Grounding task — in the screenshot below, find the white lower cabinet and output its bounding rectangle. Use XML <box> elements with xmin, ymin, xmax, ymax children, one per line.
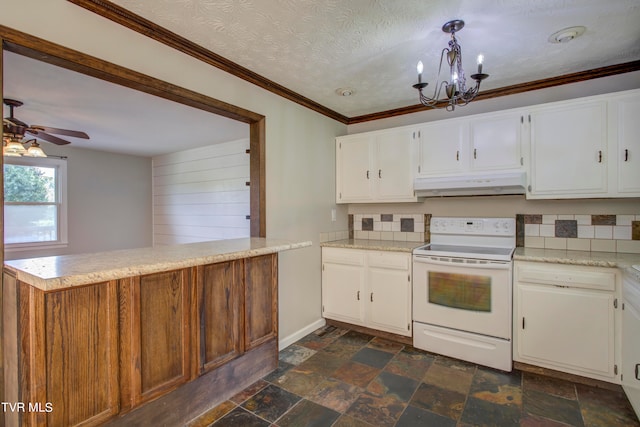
<box><xmin>622</xmin><ymin>269</ymin><xmax>640</xmax><ymax>417</ymax></box>
<box><xmin>513</xmin><ymin>261</ymin><xmax>620</xmax><ymax>383</ymax></box>
<box><xmin>322</xmin><ymin>247</ymin><xmax>412</xmax><ymax>337</ymax></box>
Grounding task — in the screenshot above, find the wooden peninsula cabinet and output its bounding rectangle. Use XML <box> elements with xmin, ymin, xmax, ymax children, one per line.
<box><xmin>2</xmin><ymin>238</ymin><xmax>308</xmax><ymax>427</ymax></box>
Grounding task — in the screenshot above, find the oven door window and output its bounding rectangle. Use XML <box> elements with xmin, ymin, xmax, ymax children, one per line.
<box><xmin>428</xmin><ymin>271</ymin><xmax>491</xmax><ymax>312</ymax></box>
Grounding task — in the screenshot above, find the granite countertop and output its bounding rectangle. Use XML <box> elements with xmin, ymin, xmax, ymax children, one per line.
<box><xmin>320</xmin><ymin>239</ymin><xmax>424</xmax><ymax>253</ymax></box>
<box><xmin>514</xmin><ymin>247</ymin><xmax>640</xmax><ymax>269</ymax></box>
<box><xmin>4</xmin><ymin>238</ymin><xmax>312</xmax><ymax>291</ymax></box>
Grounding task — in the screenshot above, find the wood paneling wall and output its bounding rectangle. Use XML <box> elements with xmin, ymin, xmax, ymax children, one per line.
<box><xmin>152</xmin><ymin>140</ymin><xmax>251</xmax><ymax>245</ymax></box>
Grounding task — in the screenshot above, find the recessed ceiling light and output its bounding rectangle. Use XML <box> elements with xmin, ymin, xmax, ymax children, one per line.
<box><xmin>548</xmin><ymin>26</ymin><xmax>586</xmax><ymax>44</ymax></box>
<box><xmin>335</xmin><ymin>87</ymin><xmax>355</xmax><ymax>97</ymax></box>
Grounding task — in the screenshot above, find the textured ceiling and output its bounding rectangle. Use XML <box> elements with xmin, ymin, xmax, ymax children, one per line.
<box><xmin>109</xmin><ymin>0</ymin><xmax>640</xmax><ymax>117</ymax></box>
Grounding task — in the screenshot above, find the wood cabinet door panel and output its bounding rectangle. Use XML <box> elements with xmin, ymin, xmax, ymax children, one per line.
<box><xmin>244</xmin><ymin>255</ymin><xmax>278</xmax><ymax>350</ymax></box>
<box><xmin>44</xmin><ymin>281</ymin><xmax>119</xmax><ymax>426</ymax></box>
<box><xmin>198</xmin><ymin>261</ymin><xmax>243</xmax><ymax>372</ymax></box>
<box><xmin>120</xmin><ymin>269</ymin><xmax>192</xmax><ymax>408</ymax></box>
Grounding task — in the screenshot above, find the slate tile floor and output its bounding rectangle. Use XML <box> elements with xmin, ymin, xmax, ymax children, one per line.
<box><xmin>190</xmin><ymin>327</ymin><xmax>640</xmax><ymax>427</ymax></box>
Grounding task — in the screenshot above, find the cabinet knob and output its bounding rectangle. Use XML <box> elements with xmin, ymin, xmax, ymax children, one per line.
<box><xmin>378</xmin><ymin>169</ymin><xmax>382</xmax><ymax>178</ymax></box>
<box><xmin>598</xmin><ymin>150</ymin><xmax>603</xmax><ymax>163</ymax></box>
<box><xmin>636</xmin><ymin>363</ymin><xmax>640</xmax><ymax>380</ymax></box>
<box><xmin>625</xmin><ymin>149</ymin><xmax>629</xmax><ymax>162</ymax></box>
<box><xmin>473</xmin><ymin>148</ymin><xmax>477</xmax><ymax>159</ymax></box>
<box><xmin>456</xmin><ymin>150</ymin><xmax>460</xmax><ymax>161</ymax></box>
<box><xmin>366</xmin><ymin>170</ymin><xmax>369</xmax><ymax>179</ymax></box>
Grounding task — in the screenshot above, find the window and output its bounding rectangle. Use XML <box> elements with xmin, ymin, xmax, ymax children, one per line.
<box><xmin>4</xmin><ymin>156</ymin><xmax>68</xmax><ymax>251</ymax></box>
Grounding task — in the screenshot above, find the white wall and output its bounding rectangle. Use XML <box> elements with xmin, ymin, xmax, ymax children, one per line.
<box><xmin>152</xmin><ymin>139</ymin><xmax>250</xmax><ymax>245</ymax></box>
<box><xmin>0</xmin><ymin>0</ymin><xmax>348</xmax><ymax>345</ymax></box>
<box><xmin>4</xmin><ymin>144</ymin><xmax>153</xmax><ymax>260</ymax></box>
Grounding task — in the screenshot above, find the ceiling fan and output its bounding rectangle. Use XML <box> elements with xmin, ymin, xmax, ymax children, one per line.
<box><xmin>3</xmin><ymin>98</ymin><xmax>90</xmax><ymax>145</ymax></box>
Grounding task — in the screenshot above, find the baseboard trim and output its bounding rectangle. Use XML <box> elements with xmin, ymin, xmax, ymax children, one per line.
<box><xmin>278</xmin><ymin>318</ymin><xmax>326</xmax><ymax>350</ymax></box>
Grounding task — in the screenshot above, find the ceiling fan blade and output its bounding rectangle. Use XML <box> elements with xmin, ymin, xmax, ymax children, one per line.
<box><xmin>26</xmin><ymin>129</ymin><xmax>71</xmax><ymax>145</ymax></box>
<box><xmin>29</xmin><ymin>125</ymin><xmax>89</xmax><ymax>139</ymax></box>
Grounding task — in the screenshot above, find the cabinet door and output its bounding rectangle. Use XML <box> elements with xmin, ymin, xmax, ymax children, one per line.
<box><xmin>119</xmin><ymin>269</ymin><xmax>193</xmax><ymax>409</ymax></box>
<box><xmin>322</xmin><ymin>249</ymin><xmax>366</xmax><ymax>325</ymax></box>
<box><xmin>39</xmin><ymin>282</ymin><xmax>119</xmax><ymax>426</ymax></box>
<box><xmin>612</xmin><ymin>93</ymin><xmax>640</xmax><ymax>195</ymax></box>
<box><xmin>516</xmin><ymin>284</ymin><xmax>615</xmax><ymax>379</ymax></box>
<box><xmin>244</xmin><ymin>254</ymin><xmax>278</xmax><ymax>350</ymax></box>
<box><xmin>529</xmin><ymin>101</ymin><xmax>608</xmax><ymax>197</ymax></box>
<box><xmin>367</xmin><ymin>252</ymin><xmax>412</xmax><ymax>337</ymax></box>
<box><xmin>417</xmin><ymin>120</ymin><xmax>466</xmax><ymax>176</ymax></box>
<box><xmin>375</xmin><ymin>129</ymin><xmax>416</xmax><ymax>201</ymax></box>
<box><xmin>336</xmin><ymin>135</ymin><xmax>373</xmax><ymax>203</ymax></box>
<box><xmin>469</xmin><ymin>112</ymin><xmax>522</xmax><ymax>171</ymax></box>
<box><xmin>197</xmin><ymin>260</ymin><xmax>243</xmax><ymax>373</ymax></box>
<box><xmin>622</xmin><ymin>296</ymin><xmax>640</xmax><ymax>415</ymax></box>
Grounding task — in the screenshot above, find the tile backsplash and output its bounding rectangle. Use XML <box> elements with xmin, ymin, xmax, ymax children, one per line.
<box><xmin>351</xmin><ymin>213</ymin><xmax>430</xmax><ymax>242</ymax></box>
<box><xmin>517</xmin><ymin>214</ymin><xmax>640</xmax><ymax>253</ymax></box>
<box><xmin>321</xmin><ymin>211</ymin><xmax>640</xmax><ymax>254</ymax></box>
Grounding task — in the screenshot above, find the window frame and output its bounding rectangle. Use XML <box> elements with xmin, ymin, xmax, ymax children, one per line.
<box><xmin>4</xmin><ymin>156</ymin><xmax>68</xmax><ymax>252</ymax></box>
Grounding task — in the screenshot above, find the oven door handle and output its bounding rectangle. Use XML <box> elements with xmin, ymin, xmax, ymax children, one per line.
<box><xmin>413</xmin><ymin>256</ymin><xmax>511</xmax><ymax>270</ymax></box>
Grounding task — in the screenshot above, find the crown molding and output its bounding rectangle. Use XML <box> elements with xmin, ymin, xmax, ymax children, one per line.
<box><xmin>68</xmin><ymin>0</ymin><xmax>640</xmax><ymax>125</ymax></box>
<box><xmin>67</xmin><ymin>0</ymin><xmax>350</xmax><ymax>124</ymax></box>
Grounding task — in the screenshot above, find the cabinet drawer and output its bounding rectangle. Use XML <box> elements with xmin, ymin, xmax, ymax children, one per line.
<box><xmin>322</xmin><ymin>248</ymin><xmax>365</xmax><ymax>266</ymax></box>
<box><xmin>368</xmin><ymin>251</ymin><xmax>410</xmax><ymax>270</ymax></box>
<box><xmin>516</xmin><ymin>262</ymin><xmax>616</xmax><ymax>291</ymax></box>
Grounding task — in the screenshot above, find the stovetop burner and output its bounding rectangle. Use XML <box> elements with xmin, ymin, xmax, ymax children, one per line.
<box><xmin>413</xmin><ymin>217</ymin><xmax>516</xmax><ymax>262</ymax></box>
<box><xmin>413</xmin><ymin>243</ymin><xmax>515</xmax><ymax>261</ymax></box>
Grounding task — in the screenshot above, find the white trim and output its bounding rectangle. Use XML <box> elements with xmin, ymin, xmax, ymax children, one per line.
<box><xmin>278</xmin><ymin>318</ymin><xmax>326</xmax><ymax>351</ymax></box>
<box><xmin>4</xmin><ymin>156</ymin><xmax>68</xmax><ymax>251</ymax></box>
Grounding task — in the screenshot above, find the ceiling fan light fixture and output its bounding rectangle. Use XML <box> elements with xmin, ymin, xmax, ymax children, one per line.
<box><xmin>4</xmin><ymin>139</ymin><xmax>27</xmax><ymax>155</ymax></box>
<box><xmin>412</xmin><ymin>19</ymin><xmax>489</xmax><ymax>111</ymax></box>
<box><xmin>24</xmin><ymin>140</ymin><xmax>47</xmax><ymax>157</ymax></box>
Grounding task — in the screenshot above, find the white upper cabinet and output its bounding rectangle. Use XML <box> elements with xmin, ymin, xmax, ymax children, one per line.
<box><xmin>416</xmin><ymin>111</ymin><xmax>523</xmax><ymax>176</ymax></box>
<box><xmin>416</xmin><ymin>119</ymin><xmax>466</xmax><ymax>176</ymax></box>
<box><xmin>336</xmin><ymin>128</ymin><xmax>417</xmax><ymax>203</ymax></box>
<box><xmin>528</xmin><ymin>99</ymin><xmax>608</xmax><ymax>198</ymax></box>
<box><xmin>469</xmin><ymin>112</ymin><xmax>523</xmax><ymax>171</ymax></box>
<box><xmin>610</xmin><ymin>91</ymin><xmax>640</xmax><ymax>196</ymax></box>
<box><xmin>336</xmin><ymin>134</ymin><xmax>372</xmax><ymax>203</ymax></box>
<box><xmin>526</xmin><ymin>89</ymin><xmax>640</xmax><ymax>199</ymax></box>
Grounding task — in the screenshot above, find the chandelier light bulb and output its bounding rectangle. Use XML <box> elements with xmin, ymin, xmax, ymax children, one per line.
<box><xmin>477</xmin><ymin>54</ymin><xmax>484</xmax><ymax>73</ymax></box>
<box><xmin>416</xmin><ymin>61</ymin><xmax>424</xmax><ymax>83</ymax></box>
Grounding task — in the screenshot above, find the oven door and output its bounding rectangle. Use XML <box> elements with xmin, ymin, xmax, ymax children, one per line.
<box><xmin>412</xmin><ymin>255</ymin><xmax>512</xmax><ymax>339</ymax></box>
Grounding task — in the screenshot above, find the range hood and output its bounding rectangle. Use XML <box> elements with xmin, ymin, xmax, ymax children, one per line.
<box><xmin>414</xmin><ymin>171</ymin><xmax>527</xmax><ymax>197</ymax></box>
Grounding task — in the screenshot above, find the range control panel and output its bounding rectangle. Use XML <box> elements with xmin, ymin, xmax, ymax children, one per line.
<box><xmin>430</xmin><ymin>217</ymin><xmax>515</xmax><ymax>236</ymax></box>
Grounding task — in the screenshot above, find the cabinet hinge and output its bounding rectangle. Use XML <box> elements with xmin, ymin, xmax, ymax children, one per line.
<box><xmin>520</xmin><ymin>116</ymin><xmax>523</xmax><ymax>124</ymax></box>
<box><xmin>322</xmin><ymin>264</ymin><xmax>324</xmax><ymax>271</ymax></box>
<box><xmin>520</xmin><ymin>157</ymin><xmax>524</xmax><ymax>166</ymax></box>
<box><xmin>418</xmin><ymin>165</ymin><xmax>421</xmax><ymax>173</ymax></box>
<box><xmin>408</xmin><ymin>323</ymin><xmax>411</xmax><ymax>331</ymax></box>
<box><xmin>339</xmin><ymin>142</ymin><xmax>342</xmax><ymax>149</ymax></box>
<box><xmin>339</xmin><ymin>192</ymin><xmax>342</xmax><ymax>199</ymax></box>
<box><xmin>527</xmin><ymin>184</ymin><xmax>532</xmax><ymax>192</ymax></box>
<box><xmin>528</xmin><ymin>114</ymin><xmax>531</xmax><ymax>123</ymax></box>
<box><xmin>322</xmin><ymin>305</ymin><xmax>324</xmax><ymax>313</ymax></box>
<box><xmin>614</xmin><ymin>298</ymin><xmax>618</xmax><ymax>309</ymax></box>
<box><xmin>408</xmin><ymin>274</ymin><xmax>410</xmax><ymax>281</ymax></box>
<box><xmin>614</xmin><ymin>364</ymin><xmax>618</xmax><ymax>375</ymax></box>
<box><xmin>622</xmin><ymin>302</ymin><xmax>626</xmax><ymax>310</ymax></box>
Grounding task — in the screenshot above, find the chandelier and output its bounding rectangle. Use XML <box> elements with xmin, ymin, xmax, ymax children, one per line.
<box><xmin>412</xmin><ymin>20</ymin><xmax>489</xmax><ymax>111</ymax></box>
<box><xmin>3</xmin><ymin>134</ymin><xmax>47</xmax><ymax>157</ymax></box>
